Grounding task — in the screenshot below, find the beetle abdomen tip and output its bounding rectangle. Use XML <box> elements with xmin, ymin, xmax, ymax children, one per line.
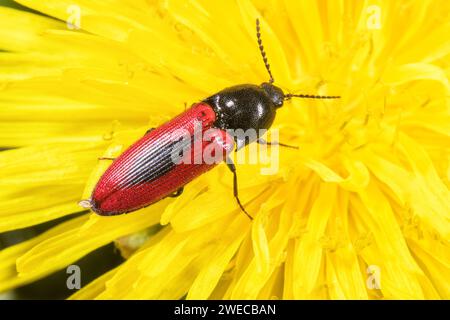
<box><xmin>78</xmin><ymin>199</ymin><xmax>93</xmax><ymax>209</ymax></box>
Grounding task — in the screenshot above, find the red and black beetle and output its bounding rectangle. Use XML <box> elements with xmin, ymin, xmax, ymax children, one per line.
<box><xmin>79</xmin><ymin>19</ymin><xmax>340</xmax><ymax>219</ymax></box>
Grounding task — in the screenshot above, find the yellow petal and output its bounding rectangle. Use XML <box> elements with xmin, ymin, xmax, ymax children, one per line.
<box><xmin>0</xmin><ymin>215</ymin><xmax>88</xmax><ymax>292</ymax></box>
<box><xmin>292</xmin><ymin>183</ymin><xmax>337</xmax><ymax>298</ymax></box>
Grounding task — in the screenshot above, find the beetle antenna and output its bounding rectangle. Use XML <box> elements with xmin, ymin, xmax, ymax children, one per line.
<box><xmin>256</xmin><ymin>18</ymin><xmax>274</xmax><ymax>84</ymax></box>
<box><xmin>284</xmin><ymin>93</ymin><xmax>341</xmax><ymax>100</ymax></box>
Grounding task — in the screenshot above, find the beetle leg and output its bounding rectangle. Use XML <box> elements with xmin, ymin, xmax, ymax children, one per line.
<box><xmin>257</xmin><ymin>138</ymin><xmax>299</xmax><ymax>150</ymax></box>
<box><xmin>168</xmin><ymin>187</ymin><xmax>184</xmax><ymax>198</ymax></box>
<box><xmin>226</xmin><ymin>157</ymin><xmax>253</xmax><ymax>220</ymax></box>
<box><xmin>235</xmin><ymin>137</ymin><xmax>246</xmax><ymax>152</ymax></box>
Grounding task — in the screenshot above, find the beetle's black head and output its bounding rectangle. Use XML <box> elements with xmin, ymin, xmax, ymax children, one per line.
<box><xmin>203</xmin><ymin>83</ymin><xmax>283</xmax><ymax>149</ymax></box>
<box><xmin>203</xmin><ymin>84</ymin><xmax>279</xmax><ymax>134</ymax></box>
<box><xmin>260</xmin><ymin>82</ymin><xmax>284</xmax><ymax>108</ymax></box>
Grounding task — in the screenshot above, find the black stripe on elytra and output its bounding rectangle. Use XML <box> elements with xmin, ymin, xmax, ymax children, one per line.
<box><xmin>122</xmin><ymin>135</ymin><xmax>195</xmax><ymax>187</ymax></box>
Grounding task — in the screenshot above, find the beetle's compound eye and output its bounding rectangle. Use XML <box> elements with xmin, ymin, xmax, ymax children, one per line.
<box><xmin>261</xmin><ymin>82</ymin><xmax>284</xmax><ymax>108</ymax></box>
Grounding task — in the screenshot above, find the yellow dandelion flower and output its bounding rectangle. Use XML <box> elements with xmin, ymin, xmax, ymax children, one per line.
<box><xmin>0</xmin><ymin>0</ymin><xmax>449</xmax><ymax>300</ymax></box>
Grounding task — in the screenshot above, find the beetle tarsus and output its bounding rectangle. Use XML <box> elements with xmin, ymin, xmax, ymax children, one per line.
<box><xmin>169</xmin><ymin>187</ymin><xmax>184</xmax><ymax>198</ymax></box>
<box><xmin>257</xmin><ymin>138</ymin><xmax>299</xmax><ymax>150</ymax></box>
<box><xmin>226</xmin><ymin>157</ymin><xmax>253</xmax><ymax>220</ymax></box>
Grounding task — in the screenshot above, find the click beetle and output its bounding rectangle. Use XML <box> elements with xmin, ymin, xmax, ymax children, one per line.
<box><xmin>79</xmin><ymin>19</ymin><xmax>340</xmax><ymax>219</ymax></box>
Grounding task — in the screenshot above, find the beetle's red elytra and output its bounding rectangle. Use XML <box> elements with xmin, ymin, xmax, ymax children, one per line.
<box><xmin>89</xmin><ymin>103</ymin><xmax>233</xmax><ymax>215</ymax></box>
<box><xmin>79</xmin><ymin>19</ymin><xmax>340</xmax><ymax>220</ymax></box>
